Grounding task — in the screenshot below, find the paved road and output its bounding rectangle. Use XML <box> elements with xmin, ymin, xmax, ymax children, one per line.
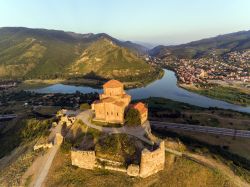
<box><xmin>150</xmin><ymin>121</ymin><xmax>250</xmax><ymax>138</ymax></box>
<box><xmin>76</xmin><ymin>110</ymin><xmax>155</xmax><ymax>145</ymax></box>
<box><xmin>0</xmin><ymin>114</ymin><xmax>17</xmax><ymax>120</ymax></box>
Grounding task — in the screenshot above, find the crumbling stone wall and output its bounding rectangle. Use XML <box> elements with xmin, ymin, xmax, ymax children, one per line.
<box><xmin>59</xmin><ymin>116</ymin><xmax>76</xmax><ymax>126</ymax></box>
<box><xmin>34</xmin><ymin>143</ymin><xmax>53</xmax><ymax>150</ymax></box>
<box><xmin>139</xmin><ymin>141</ymin><xmax>165</xmax><ymax>178</ymax></box>
<box><xmin>71</xmin><ymin>149</ymin><xmax>96</xmax><ymax>169</ymax></box>
<box><xmin>71</xmin><ymin>141</ymin><xmax>166</xmax><ymax>178</ymax></box>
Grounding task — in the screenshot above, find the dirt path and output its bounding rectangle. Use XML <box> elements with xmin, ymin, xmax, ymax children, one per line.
<box><xmin>21</xmin><ymin>124</ymin><xmax>62</xmax><ymax>187</ymax></box>
<box><xmin>33</xmin><ymin>145</ymin><xmax>60</xmax><ymax>187</ymax></box>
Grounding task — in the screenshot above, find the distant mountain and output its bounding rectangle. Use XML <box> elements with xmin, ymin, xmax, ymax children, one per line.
<box><xmin>133</xmin><ymin>41</ymin><xmax>157</xmax><ymax>50</ymax></box>
<box><xmin>149</xmin><ymin>30</ymin><xmax>250</xmax><ymax>59</ymax></box>
<box><xmin>68</xmin><ymin>38</ymin><xmax>155</xmax><ymax>80</ymax></box>
<box><xmin>0</xmin><ymin>27</ymin><xmax>153</xmax><ymax>80</ymax></box>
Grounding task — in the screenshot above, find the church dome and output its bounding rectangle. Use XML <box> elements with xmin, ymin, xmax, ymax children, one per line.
<box><xmin>103</xmin><ymin>79</ymin><xmax>123</xmax><ymax>88</ymax></box>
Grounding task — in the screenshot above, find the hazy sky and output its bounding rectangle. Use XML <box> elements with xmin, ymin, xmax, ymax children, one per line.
<box><xmin>0</xmin><ymin>0</ymin><xmax>250</xmax><ymax>45</ymax></box>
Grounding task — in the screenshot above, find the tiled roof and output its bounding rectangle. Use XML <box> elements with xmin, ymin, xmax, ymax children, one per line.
<box><xmin>114</xmin><ymin>101</ymin><xmax>126</xmax><ymax>107</ymax></box>
<box><xmin>103</xmin><ymin>79</ymin><xmax>123</xmax><ymax>88</ymax></box>
<box><xmin>132</xmin><ymin>102</ymin><xmax>148</xmax><ymax>114</ymax></box>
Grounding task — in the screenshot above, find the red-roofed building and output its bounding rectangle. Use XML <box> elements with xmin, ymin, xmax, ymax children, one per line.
<box><xmin>131</xmin><ymin>102</ymin><xmax>148</xmax><ymax>124</ymax></box>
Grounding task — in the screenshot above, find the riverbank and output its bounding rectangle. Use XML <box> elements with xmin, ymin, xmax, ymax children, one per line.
<box><xmin>14</xmin><ymin>69</ymin><xmax>164</xmax><ymax>91</ymax></box>
<box><xmin>26</xmin><ymin>69</ymin><xmax>250</xmax><ymax>113</ymax></box>
<box><xmin>179</xmin><ymin>82</ymin><xmax>250</xmax><ymax>106</ymax></box>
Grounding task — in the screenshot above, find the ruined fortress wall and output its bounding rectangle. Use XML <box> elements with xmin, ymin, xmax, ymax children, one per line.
<box><xmin>71</xmin><ymin>150</ymin><xmax>96</xmax><ymax>169</ymax></box>
<box><xmin>139</xmin><ymin>141</ymin><xmax>165</xmax><ymax>178</ymax></box>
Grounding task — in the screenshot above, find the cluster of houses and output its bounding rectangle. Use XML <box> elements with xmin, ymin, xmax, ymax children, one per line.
<box><xmin>147</xmin><ymin>50</ymin><xmax>250</xmax><ymax>84</ymax></box>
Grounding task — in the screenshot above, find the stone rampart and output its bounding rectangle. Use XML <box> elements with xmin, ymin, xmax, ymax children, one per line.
<box><xmin>33</xmin><ymin>143</ymin><xmax>53</xmax><ymax>150</ymax></box>
<box><xmin>71</xmin><ymin>141</ymin><xmax>165</xmax><ymax>178</ymax></box>
<box><xmin>139</xmin><ymin>141</ymin><xmax>165</xmax><ymax>178</ymax></box>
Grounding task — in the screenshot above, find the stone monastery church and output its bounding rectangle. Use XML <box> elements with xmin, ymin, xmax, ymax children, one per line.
<box><xmin>91</xmin><ymin>79</ymin><xmax>148</xmax><ymax>124</ymax></box>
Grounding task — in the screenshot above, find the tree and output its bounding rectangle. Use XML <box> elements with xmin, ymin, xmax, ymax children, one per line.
<box><xmin>125</xmin><ymin>108</ymin><xmax>141</xmax><ymax>126</ymax></box>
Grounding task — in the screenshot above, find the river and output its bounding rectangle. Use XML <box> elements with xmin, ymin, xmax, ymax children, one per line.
<box><xmin>32</xmin><ymin>69</ymin><xmax>250</xmax><ymax>113</ymax></box>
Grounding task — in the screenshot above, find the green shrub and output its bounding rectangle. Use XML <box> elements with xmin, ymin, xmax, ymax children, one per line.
<box><xmin>20</xmin><ymin>119</ymin><xmax>51</xmax><ymax>140</ymax></box>
<box><xmin>80</xmin><ymin>103</ymin><xmax>91</xmax><ymax>111</ymax></box>
<box><xmin>95</xmin><ymin>135</ymin><xmax>119</xmax><ymax>154</ymax></box>
<box><xmin>125</xmin><ymin>108</ymin><xmax>141</xmax><ymax>126</ymax></box>
<box><xmin>61</xmin><ymin>139</ymin><xmax>73</xmax><ymax>153</ymax></box>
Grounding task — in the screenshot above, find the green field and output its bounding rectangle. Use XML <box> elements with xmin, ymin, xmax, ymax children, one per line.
<box><xmin>182</xmin><ymin>83</ymin><xmax>250</xmax><ymax>106</ymax></box>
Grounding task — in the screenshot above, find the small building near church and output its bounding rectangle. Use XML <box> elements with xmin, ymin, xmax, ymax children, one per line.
<box><xmin>131</xmin><ymin>102</ymin><xmax>148</xmax><ymax>125</ymax></box>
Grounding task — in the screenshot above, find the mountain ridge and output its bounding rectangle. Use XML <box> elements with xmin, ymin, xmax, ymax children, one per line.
<box><xmin>0</xmin><ymin>27</ymin><xmax>156</xmax><ymax>82</ymax></box>
<box><xmin>149</xmin><ymin>29</ymin><xmax>250</xmax><ymax>59</ymax></box>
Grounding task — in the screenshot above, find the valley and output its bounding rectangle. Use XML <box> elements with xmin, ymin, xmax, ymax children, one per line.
<box><xmin>0</xmin><ymin>27</ymin><xmax>250</xmax><ymax>187</ymax></box>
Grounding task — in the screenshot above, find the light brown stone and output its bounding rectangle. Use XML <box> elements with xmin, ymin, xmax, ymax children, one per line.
<box><xmin>54</xmin><ymin>133</ymin><xmax>63</xmax><ymax>145</ymax></box>
<box><xmin>92</xmin><ymin>80</ymin><xmax>131</xmax><ymax>124</ymax></box>
<box><xmin>33</xmin><ymin>143</ymin><xmax>53</xmax><ymax>150</ymax></box>
<box><xmin>71</xmin><ymin>150</ymin><xmax>96</xmax><ymax>169</ymax></box>
<box><xmin>127</xmin><ymin>164</ymin><xmax>140</xmax><ymax>177</ymax></box>
<box><xmin>139</xmin><ymin>141</ymin><xmax>165</xmax><ymax>178</ymax></box>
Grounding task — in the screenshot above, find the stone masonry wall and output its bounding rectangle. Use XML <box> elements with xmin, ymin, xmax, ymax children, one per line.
<box><xmin>139</xmin><ymin>141</ymin><xmax>165</xmax><ymax>178</ymax></box>
<box><xmin>71</xmin><ymin>149</ymin><xmax>96</xmax><ymax>169</ymax></box>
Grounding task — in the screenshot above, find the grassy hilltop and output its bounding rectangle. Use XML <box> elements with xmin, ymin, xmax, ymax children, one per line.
<box><xmin>0</xmin><ymin>27</ymin><xmax>161</xmax><ymax>84</ymax></box>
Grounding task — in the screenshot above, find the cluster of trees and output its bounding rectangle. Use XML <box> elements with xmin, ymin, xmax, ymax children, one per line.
<box><xmin>20</xmin><ymin>118</ymin><xmax>52</xmax><ymax>140</ymax></box>
<box><xmin>95</xmin><ymin>134</ymin><xmax>138</xmax><ymax>164</ymax></box>
<box><xmin>115</xmin><ymin>68</ymin><xmax>163</xmax><ymax>83</ymax></box>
